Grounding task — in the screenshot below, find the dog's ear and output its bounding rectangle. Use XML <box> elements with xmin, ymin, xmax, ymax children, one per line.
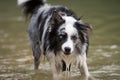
<box><xmin>50</xmin><ymin>10</ymin><xmax>65</xmax><ymax>25</ymax></box>
<box><xmin>76</xmin><ymin>20</ymin><xmax>92</xmax><ymax>30</ymax></box>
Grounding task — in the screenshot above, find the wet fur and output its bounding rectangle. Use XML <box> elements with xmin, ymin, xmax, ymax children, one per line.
<box><xmin>17</xmin><ymin>0</ymin><xmax>92</xmax><ymax>80</ymax></box>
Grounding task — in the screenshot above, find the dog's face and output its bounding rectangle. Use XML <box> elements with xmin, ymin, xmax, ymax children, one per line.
<box><xmin>58</xmin><ymin>16</ymin><xmax>79</xmax><ymax>55</ymax></box>
<box><xmin>49</xmin><ymin>11</ymin><xmax>91</xmax><ymax>55</ymax></box>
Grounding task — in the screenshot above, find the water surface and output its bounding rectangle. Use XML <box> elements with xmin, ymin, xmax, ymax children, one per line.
<box><xmin>0</xmin><ymin>0</ymin><xmax>120</xmax><ymax>80</ymax></box>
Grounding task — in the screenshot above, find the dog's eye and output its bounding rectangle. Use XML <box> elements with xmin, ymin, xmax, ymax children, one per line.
<box><xmin>59</xmin><ymin>34</ymin><xmax>67</xmax><ymax>39</ymax></box>
<box><xmin>59</xmin><ymin>35</ymin><xmax>63</xmax><ymax>39</ymax></box>
<box><xmin>71</xmin><ymin>35</ymin><xmax>77</xmax><ymax>41</ymax></box>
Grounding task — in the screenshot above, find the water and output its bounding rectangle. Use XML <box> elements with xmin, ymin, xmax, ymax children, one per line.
<box><xmin>0</xmin><ymin>0</ymin><xmax>120</xmax><ymax>80</ymax></box>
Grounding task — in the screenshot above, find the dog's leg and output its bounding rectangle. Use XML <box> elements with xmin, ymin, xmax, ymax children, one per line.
<box><xmin>32</xmin><ymin>42</ymin><xmax>41</xmax><ymax>70</ymax></box>
<box><xmin>78</xmin><ymin>55</ymin><xmax>89</xmax><ymax>80</ymax></box>
<box><xmin>80</xmin><ymin>60</ymin><xmax>89</xmax><ymax>80</ymax></box>
<box><xmin>52</xmin><ymin>62</ymin><xmax>61</xmax><ymax>80</ymax></box>
<box><xmin>47</xmin><ymin>52</ymin><xmax>61</xmax><ymax>80</ymax></box>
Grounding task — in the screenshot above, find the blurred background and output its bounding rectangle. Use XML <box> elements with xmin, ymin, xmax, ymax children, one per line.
<box><xmin>0</xmin><ymin>0</ymin><xmax>120</xmax><ymax>80</ymax></box>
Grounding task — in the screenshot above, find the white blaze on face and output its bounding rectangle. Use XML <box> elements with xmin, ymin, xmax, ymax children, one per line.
<box><xmin>61</xmin><ymin>16</ymin><xmax>77</xmax><ymax>53</ymax></box>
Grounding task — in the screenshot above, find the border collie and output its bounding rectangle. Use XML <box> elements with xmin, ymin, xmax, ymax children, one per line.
<box><xmin>17</xmin><ymin>0</ymin><xmax>92</xmax><ymax>80</ymax></box>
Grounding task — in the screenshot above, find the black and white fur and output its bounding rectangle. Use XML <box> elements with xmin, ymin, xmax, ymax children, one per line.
<box><xmin>17</xmin><ymin>0</ymin><xmax>92</xmax><ymax>80</ymax></box>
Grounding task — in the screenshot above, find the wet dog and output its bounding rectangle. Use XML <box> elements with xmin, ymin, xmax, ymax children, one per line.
<box><xmin>17</xmin><ymin>0</ymin><xmax>92</xmax><ymax>80</ymax></box>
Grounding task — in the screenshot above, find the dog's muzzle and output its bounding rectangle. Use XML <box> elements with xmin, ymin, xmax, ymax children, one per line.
<box><xmin>64</xmin><ymin>47</ymin><xmax>71</xmax><ymax>55</ymax></box>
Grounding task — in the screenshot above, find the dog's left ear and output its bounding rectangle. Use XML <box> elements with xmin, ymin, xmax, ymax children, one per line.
<box><xmin>50</xmin><ymin>10</ymin><xmax>65</xmax><ymax>25</ymax></box>
<box><xmin>76</xmin><ymin>20</ymin><xmax>92</xmax><ymax>30</ymax></box>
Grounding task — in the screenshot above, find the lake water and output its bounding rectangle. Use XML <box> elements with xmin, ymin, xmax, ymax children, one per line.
<box><xmin>0</xmin><ymin>0</ymin><xmax>120</xmax><ymax>80</ymax></box>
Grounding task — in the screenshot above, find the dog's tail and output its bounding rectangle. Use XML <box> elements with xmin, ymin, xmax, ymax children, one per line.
<box><xmin>17</xmin><ymin>0</ymin><xmax>46</xmax><ymax>17</ymax></box>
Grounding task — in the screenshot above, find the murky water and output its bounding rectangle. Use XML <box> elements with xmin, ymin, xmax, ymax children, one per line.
<box><xmin>0</xmin><ymin>0</ymin><xmax>120</xmax><ymax>80</ymax></box>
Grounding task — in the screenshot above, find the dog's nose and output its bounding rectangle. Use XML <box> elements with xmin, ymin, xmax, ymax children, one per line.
<box><xmin>64</xmin><ymin>47</ymin><xmax>71</xmax><ymax>55</ymax></box>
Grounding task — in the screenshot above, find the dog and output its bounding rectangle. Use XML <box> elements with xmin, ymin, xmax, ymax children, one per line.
<box><xmin>17</xmin><ymin>0</ymin><xmax>92</xmax><ymax>80</ymax></box>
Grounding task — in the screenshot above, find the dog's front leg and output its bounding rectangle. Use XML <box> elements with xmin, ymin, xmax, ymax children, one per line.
<box><xmin>47</xmin><ymin>53</ymin><xmax>60</xmax><ymax>80</ymax></box>
<box><xmin>78</xmin><ymin>55</ymin><xmax>89</xmax><ymax>80</ymax></box>
<box><xmin>51</xmin><ymin>63</ymin><xmax>61</xmax><ymax>80</ymax></box>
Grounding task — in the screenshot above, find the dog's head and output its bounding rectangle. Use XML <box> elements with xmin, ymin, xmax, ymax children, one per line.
<box><xmin>48</xmin><ymin>10</ymin><xmax>92</xmax><ymax>56</ymax></box>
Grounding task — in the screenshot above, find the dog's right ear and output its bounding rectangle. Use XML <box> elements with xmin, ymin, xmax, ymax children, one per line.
<box><xmin>50</xmin><ymin>10</ymin><xmax>65</xmax><ymax>25</ymax></box>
